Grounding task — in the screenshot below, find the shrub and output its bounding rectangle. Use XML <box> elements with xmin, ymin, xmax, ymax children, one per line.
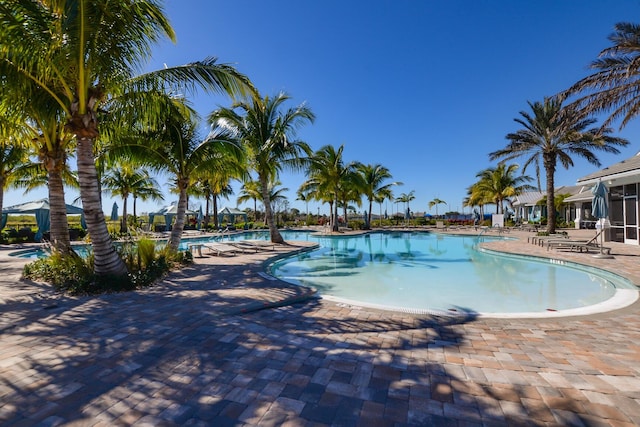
<box><xmin>23</xmin><ymin>238</ymin><xmax>192</xmax><ymax>295</ymax></box>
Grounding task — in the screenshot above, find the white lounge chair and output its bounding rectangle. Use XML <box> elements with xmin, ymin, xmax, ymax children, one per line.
<box><xmin>204</xmin><ymin>242</ymin><xmax>239</xmax><ymax>256</ymax></box>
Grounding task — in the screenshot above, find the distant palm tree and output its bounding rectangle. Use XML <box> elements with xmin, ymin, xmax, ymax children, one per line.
<box><xmin>472</xmin><ymin>164</ymin><xmax>534</xmax><ymax>215</ymax></box>
<box><xmin>305</xmin><ymin>145</ymin><xmax>358</xmax><ymax>232</ymax></box>
<box><xmin>396</xmin><ymin>191</ymin><xmax>416</xmax><ymax>216</ymax></box>
<box><xmin>210</xmin><ymin>92</ymin><xmax>314</xmax><ymax>243</ymax></box>
<box><xmin>102</xmin><ymin>164</ymin><xmax>162</xmax><ymax>233</ymax></box>
<box><xmin>489</xmin><ymin>97</ymin><xmax>628</xmax><ymax>233</ymax></box>
<box><xmin>296</xmin><ymin>188</ymin><xmax>312</xmax><ymax>225</ymax></box>
<box><xmin>357</xmin><ymin>163</ymin><xmax>399</xmax><ymax>229</ymax></box>
<box><xmin>565</xmin><ymin>22</ymin><xmax>640</xmax><ymax>129</ymax></box>
<box><xmin>428</xmin><ymin>198</ymin><xmax>447</xmax><ymax>217</ymax></box>
<box><xmin>238</xmin><ymin>179</ymin><xmax>262</xmax><ymax>222</ymax></box>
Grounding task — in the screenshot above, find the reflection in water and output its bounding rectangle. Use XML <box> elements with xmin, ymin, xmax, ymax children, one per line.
<box><xmin>271</xmin><ymin>232</ymin><xmax>621</xmax><ymax>313</ymax></box>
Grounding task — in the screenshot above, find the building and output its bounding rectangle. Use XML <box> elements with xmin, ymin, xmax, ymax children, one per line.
<box><xmin>568</xmin><ymin>152</ymin><xmax>640</xmax><ymax>245</ymax></box>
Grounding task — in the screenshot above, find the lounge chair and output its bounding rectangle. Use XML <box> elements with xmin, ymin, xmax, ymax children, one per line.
<box><xmin>545</xmin><ymin>231</ymin><xmax>609</xmax><ymax>253</ymax></box>
<box><xmin>228</xmin><ymin>240</ymin><xmax>275</xmax><ymax>252</ymax></box>
<box><xmin>204</xmin><ymin>242</ymin><xmax>240</xmax><ymax>256</ymax></box>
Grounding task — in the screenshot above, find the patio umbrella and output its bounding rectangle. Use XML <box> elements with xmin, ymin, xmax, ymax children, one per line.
<box><xmin>591</xmin><ymin>181</ymin><xmax>613</xmax><ymax>258</ymax></box>
<box><xmin>197</xmin><ymin>206</ymin><xmax>204</xmax><ymax>230</ymax></box>
<box><xmin>110</xmin><ymin>202</ymin><xmax>119</xmax><ymax>221</ymax></box>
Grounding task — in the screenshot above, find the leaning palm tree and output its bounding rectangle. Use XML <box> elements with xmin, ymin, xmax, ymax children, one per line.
<box><xmin>209</xmin><ymin>92</ymin><xmax>315</xmax><ymax>243</ymax></box>
<box><xmin>472</xmin><ymin>164</ymin><xmax>534</xmax><ymax>215</ymax></box>
<box><xmin>564</xmin><ymin>22</ymin><xmax>640</xmax><ymax>130</ymax></box>
<box><xmin>489</xmin><ymin>97</ymin><xmax>628</xmax><ymax>233</ymax></box>
<box><xmin>122</xmin><ymin>103</ymin><xmax>245</xmax><ymax>252</ymax></box>
<box><xmin>357</xmin><ymin>163</ymin><xmax>400</xmax><ymax>229</ymax></box>
<box><xmin>0</xmin><ymin>1</ymin><xmax>253</xmax><ymax>276</ymax></box>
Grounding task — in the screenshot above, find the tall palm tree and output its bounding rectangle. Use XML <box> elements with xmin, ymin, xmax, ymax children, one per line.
<box><xmin>0</xmin><ymin>1</ymin><xmax>253</xmax><ymax>276</ymax></box>
<box><xmin>428</xmin><ymin>198</ymin><xmax>447</xmax><ymax>217</ymax></box>
<box><xmin>209</xmin><ymin>92</ymin><xmax>314</xmax><ymax>243</ymax></box>
<box><xmin>0</xmin><ymin>70</ymin><xmax>80</xmax><ymax>254</ymax></box>
<box><xmin>357</xmin><ymin>163</ymin><xmax>399</xmax><ymax>229</ymax></box>
<box><xmin>564</xmin><ymin>22</ymin><xmax>640</xmax><ymax>129</ymax></box>
<box><xmin>489</xmin><ymin>97</ymin><xmax>628</xmax><ymax>233</ymax></box>
<box><xmin>472</xmin><ymin>164</ymin><xmax>534</xmax><ymax>215</ymax></box>
<box><xmin>305</xmin><ymin>145</ymin><xmax>358</xmax><ymax>232</ymax></box>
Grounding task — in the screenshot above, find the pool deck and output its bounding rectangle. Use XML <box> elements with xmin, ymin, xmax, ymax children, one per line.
<box><xmin>1</xmin><ymin>228</ymin><xmax>640</xmax><ymax>426</ymax></box>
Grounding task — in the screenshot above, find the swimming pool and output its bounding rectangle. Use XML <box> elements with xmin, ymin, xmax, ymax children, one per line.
<box><xmin>269</xmin><ymin>231</ymin><xmax>638</xmax><ymax>317</ymax></box>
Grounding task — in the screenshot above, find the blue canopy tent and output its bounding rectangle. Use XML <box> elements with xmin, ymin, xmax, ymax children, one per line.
<box><xmin>148</xmin><ymin>204</ymin><xmax>196</xmax><ymax>231</ymax></box>
<box><xmin>1</xmin><ymin>198</ymin><xmax>86</xmax><ymax>241</ymax></box>
<box><xmin>217</xmin><ymin>207</ymin><xmax>248</xmax><ymax>226</ymax></box>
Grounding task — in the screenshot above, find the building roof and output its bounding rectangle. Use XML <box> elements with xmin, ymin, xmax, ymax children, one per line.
<box><xmin>512</xmin><ymin>191</ymin><xmax>545</xmax><ymax>206</ymax></box>
<box><xmin>564</xmin><ymin>186</ymin><xmax>594</xmax><ymax>203</ymax></box>
<box><xmin>576</xmin><ymin>151</ymin><xmax>640</xmax><ymax>184</ymax></box>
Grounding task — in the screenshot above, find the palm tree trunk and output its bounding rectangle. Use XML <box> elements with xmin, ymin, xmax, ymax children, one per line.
<box><xmin>260</xmin><ymin>177</ymin><xmax>284</xmax><ymax>243</ymax></box>
<box><xmin>121</xmin><ymin>196</ymin><xmax>128</xmax><ymax>234</ymax></box>
<box><xmin>133</xmin><ymin>196</ymin><xmax>137</xmax><ymax>225</ymax></box>
<box><xmin>167</xmin><ymin>178</ymin><xmax>188</xmax><ymax>251</ymax></box>
<box><xmin>367</xmin><ymin>198</ymin><xmax>373</xmax><ymax>229</ymax></box>
<box><xmin>332</xmin><ymin>197</ymin><xmax>339</xmax><ymax>232</ymax></box>
<box><xmin>204</xmin><ymin>195</ymin><xmax>210</xmax><ymax>229</ymax></box>
<box><xmin>545</xmin><ymin>157</ymin><xmax>557</xmax><ymax>234</ymax></box>
<box><xmin>76</xmin><ymin>136</ymin><xmax>128</xmax><ymax>276</ymax></box>
<box><xmin>213</xmin><ymin>195</ymin><xmax>219</xmax><ymax>229</ymax></box>
<box><xmin>47</xmin><ymin>167</ymin><xmax>74</xmax><ymax>255</ymax></box>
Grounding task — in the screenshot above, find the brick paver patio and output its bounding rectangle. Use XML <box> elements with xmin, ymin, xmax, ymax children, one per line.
<box><xmin>1</xmin><ymin>229</ymin><xmax>639</xmax><ymax>426</ymax></box>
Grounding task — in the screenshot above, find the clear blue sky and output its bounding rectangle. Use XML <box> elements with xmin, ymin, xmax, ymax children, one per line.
<box><xmin>5</xmin><ymin>0</ymin><xmax>640</xmax><ymax>217</ymax></box>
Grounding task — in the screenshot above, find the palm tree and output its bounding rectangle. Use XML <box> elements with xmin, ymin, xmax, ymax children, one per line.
<box><xmin>305</xmin><ymin>145</ymin><xmax>358</xmax><ymax>232</ymax></box>
<box><xmin>237</xmin><ymin>179</ymin><xmax>262</xmax><ymax>222</ymax></box>
<box><xmin>296</xmin><ymin>188</ymin><xmax>312</xmax><ymax>225</ymax></box>
<box><xmin>472</xmin><ymin>164</ymin><xmax>534</xmax><ymax>215</ymax></box>
<box><xmin>357</xmin><ymin>163</ymin><xmax>399</xmax><ymax>229</ymax></box>
<box><xmin>127</xmin><ymin>103</ymin><xmax>244</xmax><ymax>252</ymax></box>
<box><xmin>428</xmin><ymin>198</ymin><xmax>447</xmax><ymax>217</ymax></box>
<box><xmin>564</xmin><ymin>22</ymin><xmax>640</xmax><ymax>129</ymax></box>
<box><xmin>130</xmin><ymin>171</ymin><xmax>164</xmax><ymax>225</ymax></box>
<box><xmin>0</xmin><ymin>1</ymin><xmax>253</xmax><ymax>276</ymax></box>
<box><xmin>397</xmin><ymin>191</ymin><xmax>416</xmax><ymax>217</ymax></box>
<box><xmin>209</xmin><ymin>92</ymin><xmax>314</xmax><ymax>243</ymax></box>
<box><xmin>102</xmin><ymin>163</ymin><xmax>161</xmax><ymax>233</ymax></box>
<box><xmin>0</xmin><ymin>144</ymin><xmax>31</xmax><ymax>225</ymax></box>
<box><xmin>489</xmin><ymin>97</ymin><xmax>628</xmax><ymax>233</ymax></box>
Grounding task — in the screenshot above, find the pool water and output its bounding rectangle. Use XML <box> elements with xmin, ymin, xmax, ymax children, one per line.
<box><xmin>8</xmin><ymin>230</ymin><xmax>311</xmax><ymax>259</ymax></box>
<box><xmin>269</xmin><ymin>232</ymin><xmax>636</xmax><ymax>315</ymax></box>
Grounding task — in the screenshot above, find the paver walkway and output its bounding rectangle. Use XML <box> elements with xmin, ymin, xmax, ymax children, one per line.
<box><xmin>1</xmin><ymin>230</ymin><xmax>639</xmax><ymax>426</ymax></box>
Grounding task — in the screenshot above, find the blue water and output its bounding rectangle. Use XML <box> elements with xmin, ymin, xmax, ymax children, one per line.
<box><xmin>269</xmin><ymin>232</ymin><xmax>634</xmax><ymax>314</ymax></box>
<box><xmin>8</xmin><ymin>230</ymin><xmax>311</xmax><ymax>259</ymax></box>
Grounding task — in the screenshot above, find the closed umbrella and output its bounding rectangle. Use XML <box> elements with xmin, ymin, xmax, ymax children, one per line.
<box><xmin>591</xmin><ymin>181</ymin><xmax>613</xmax><ymax>259</ymax></box>
<box><xmin>110</xmin><ymin>202</ymin><xmax>119</xmax><ymax>221</ymax></box>
<box><xmin>197</xmin><ymin>206</ymin><xmax>204</xmax><ymax>230</ymax></box>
